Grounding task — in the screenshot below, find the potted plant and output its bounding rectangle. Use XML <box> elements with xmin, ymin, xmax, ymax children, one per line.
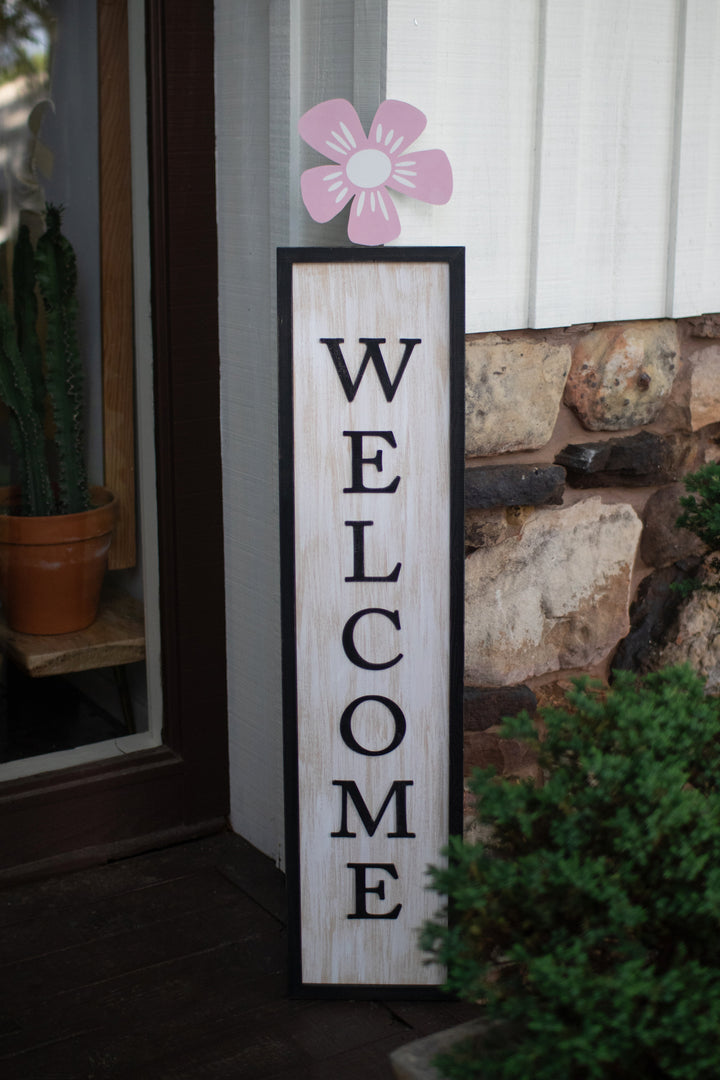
<box><xmin>415</xmin><ymin>665</ymin><xmax>720</xmax><ymax>1079</ymax></box>
<box><xmin>0</xmin><ymin>204</ymin><xmax>115</xmax><ymax>634</ymax></box>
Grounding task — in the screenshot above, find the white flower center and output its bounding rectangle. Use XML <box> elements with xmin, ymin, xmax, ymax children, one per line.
<box><xmin>346</xmin><ymin>148</ymin><xmax>392</xmax><ymax>189</ymax></box>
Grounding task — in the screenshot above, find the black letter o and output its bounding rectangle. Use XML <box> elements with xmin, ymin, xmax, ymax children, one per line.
<box><xmin>340</xmin><ymin>696</ymin><xmax>406</xmax><ymax>756</ymax></box>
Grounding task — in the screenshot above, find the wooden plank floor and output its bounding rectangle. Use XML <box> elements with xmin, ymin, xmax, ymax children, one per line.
<box><xmin>0</xmin><ymin>831</ymin><xmax>480</xmax><ymax>1078</ymax></box>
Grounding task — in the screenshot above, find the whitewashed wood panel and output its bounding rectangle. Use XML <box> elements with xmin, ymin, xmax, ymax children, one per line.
<box><xmin>385</xmin><ymin>0</ymin><xmax>540</xmax><ymax>331</ymax></box>
<box><xmin>671</xmin><ymin>0</ymin><xmax>720</xmax><ymax>316</ymax></box>
<box><xmin>291</xmin><ymin>261</ymin><xmax>449</xmax><ymax>985</ymax></box>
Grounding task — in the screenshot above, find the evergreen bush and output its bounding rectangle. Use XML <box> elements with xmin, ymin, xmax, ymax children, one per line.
<box><xmin>421</xmin><ymin>666</ymin><xmax>720</xmax><ymax>1079</ymax></box>
<box><xmin>677</xmin><ymin>463</ymin><xmax>720</xmax><ymax>551</ymax></box>
<box><xmin>673</xmin><ymin>463</ymin><xmax>720</xmax><ymax>595</ymax></box>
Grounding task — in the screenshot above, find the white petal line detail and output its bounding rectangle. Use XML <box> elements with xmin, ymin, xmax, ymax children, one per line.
<box><xmin>339</xmin><ymin>121</ymin><xmax>356</xmax><ymax>148</ymax></box>
<box><xmin>390</xmin><ymin>136</ymin><xmax>404</xmax><ymax>154</ymax></box>
<box><xmin>375</xmin><ymin>124</ymin><xmax>383</xmax><ymax>143</ymax></box>
<box><xmin>370</xmin><ymin>191</ymin><xmax>376</xmax><ymax>211</ymax></box>
<box><xmin>356</xmin><ymin>191</ymin><xmax>365</xmax><ymax>215</ymax></box>
<box><xmin>397</xmin><ymin>160</ymin><xmax>416</xmax><ymax>167</ymax></box>
<box><xmin>331</xmin><ymin>130</ymin><xmax>351</xmax><ymax>151</ymax></box>
<box><xmin>323</xmin><ymin>171</ymin><xmax>343</xmax><ymax>180</ymax></box>
<box><xmin>335</xmin><ymin>186</ymin><xmax>348</xmax><ymax>203</ymax></box>
<box><xmin>394</xmin><ymin>169</ymin><xmax>417</xmax><ymax>176</ymax></box>
<box><xmin>376</xmin><ymin>189</ymin><xmax>389</xmax><ymax>220</ymax></box>
<box><xmin>384</xmin><ymin>129</ymin><xmax>394</xmax><ymax>146</ymax></box>
<box><xmin>326</xmin><ymin>141</ymin><xmax>347</xmax><ymax>155</ymax></box>
<box><xmin>327</xmin><ymin>181</ymin><xmax>343</xmax><ymax>191</ymax></box>
<box><xmin>392</xmin><ymin>175</ymin><xmax>416</xmax><ymax>188</ymax></box>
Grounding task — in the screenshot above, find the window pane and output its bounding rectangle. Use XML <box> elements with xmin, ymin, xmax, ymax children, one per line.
<box><xmin>0</xmin><ymin>1</ymin><xmax>150</xmax><ymax>774</ymax></box>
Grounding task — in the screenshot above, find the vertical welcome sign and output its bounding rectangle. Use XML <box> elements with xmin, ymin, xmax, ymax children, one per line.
<box><xmin>278</xmin><ymin>247</ymin><xmax>464</xmax><ymax>996</ymax></box>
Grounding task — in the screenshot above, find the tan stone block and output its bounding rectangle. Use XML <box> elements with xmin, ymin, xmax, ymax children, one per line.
<box><xmin>565</xmin><ymin>320</ymin><xmax>679</xmax><ymax>431</ymax></box>
<box><xmin>465</xmin><ymin>498</ymin><xmax>642</xmax><ymax>686</ymax></box>
<box><xmin>464</xmin><ymin>726</ymin><xmax>542</xmax><ymax>783</ymax></box>
<box><xmin>465</xmin><ymin>336</ymin><xmax>571</xmax><ymax>455</ymax></box>
<box><xmin>465</xmin><ymin>506</ymin><xmax>531</xmax><ymax>551</ymax></box>
<box><xmin>688</xmin><ymin>314</ymin><xmax>720</xmax><ymax>339</ymax></box>
<box><xmin>641</xmin><ymin>483</ymin><xmax>707</xmax><ymax>568</ymax></box>
<box><xmin>533</xmin><ymin>680</ymin><xmax>576</xmax><ymax>712</ymax></box>
<box><xmin>689</xmin><ymin>347</ymin><xmax>720</xmax><ymax>431</ymax></box>
<box><xmin>656</xmin><ymin>555</ymin><xmax>720</xmax><ymax>694</ymax></box>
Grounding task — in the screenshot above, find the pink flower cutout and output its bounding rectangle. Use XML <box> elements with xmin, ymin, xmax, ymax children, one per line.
<box><xmin>299</xmin><ymin>99</ymin><xmax>452</xmax><ymax>245</ymax></box>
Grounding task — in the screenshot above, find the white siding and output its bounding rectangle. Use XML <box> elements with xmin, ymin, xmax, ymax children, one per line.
<box><xmin>531</xmin><ymin>0</ymin><xmax>679</xmax><ymax>327</ymax></box>
<box><xmin>386</xmin><ymin>1</ymin><xmax>540</xmax><ymax>330</ymax></box>
<box><xmin>671</xmin><ymin>0</ymin><xmax>720</xmax><ymax>316</ymax></box>
<box><xmin>386</xmin><ymin>0</ymin><xmax>720</xmax><ymax>331</ymax></box>
<box><xmin>216</xmin><ymin>0</ymin><xmax>278</xmax><ymax>863</ymax></box>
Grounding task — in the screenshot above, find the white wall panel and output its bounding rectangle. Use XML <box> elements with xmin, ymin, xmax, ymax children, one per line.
<box><xmin>385</xmin><ymin>0</ymin><xmax>540</xmax><ymax>330</ymax></box>
<box><xmin>383</xmin><ymin>0</ymin><xmax>720</xmax><ymax>331</ymax></box>
<box><xmin>216</xmin><ymin>0</ymin><xmax>284</xmax><ymax>864</ymax></box>
<box><xmin>532</xmin><ymin>0</ymin><xmax>679</xmax><ymax>328</ymax></box>
<box><xmin>671</xmin><ymin>0</ymin><xmax>720</xmax><ymax>316</ymax></box>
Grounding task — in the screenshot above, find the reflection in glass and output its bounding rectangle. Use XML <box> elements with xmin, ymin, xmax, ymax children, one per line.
<box><xmin>0</xmin><ymin>3</ymin><xmax>150</xmax><ymax>772</ymax></box>
<box><xmin>0</xmin><ymin>1</ymin><xmax>54</xmax><ymax>249</ymax></box>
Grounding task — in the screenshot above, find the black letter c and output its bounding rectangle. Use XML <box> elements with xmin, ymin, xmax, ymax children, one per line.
<box><xmin>341</xmin><ymin>608</ymin><xmax>403</xmax><ymax>670</ymax></box>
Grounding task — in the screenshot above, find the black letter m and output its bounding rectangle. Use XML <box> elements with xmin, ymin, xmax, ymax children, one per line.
<box><xmin>331</xmin><ymin>780</ymin><xmax>415</xmax><ymax>838</ymax></box>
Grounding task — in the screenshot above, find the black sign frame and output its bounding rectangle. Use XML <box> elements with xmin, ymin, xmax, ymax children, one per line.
<box><xmin>278</xmin><ymin>246</ymin><xmax>465</xmax><ymax>999</ymax></box>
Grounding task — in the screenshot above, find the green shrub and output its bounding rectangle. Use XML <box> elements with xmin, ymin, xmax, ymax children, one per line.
<box><xmin>674</xmin><ymin>463</ymin><xmax>720</xmax><ymax>596</ymax></box>
<box><xmin>422</xmin><ymin>666</ymin><xmax>720</xmax><ymax>1079</ymax></box>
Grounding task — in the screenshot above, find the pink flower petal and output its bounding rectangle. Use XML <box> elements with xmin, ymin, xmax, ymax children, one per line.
<box><xmin>300</xmin><ymin>165</ymin><xmax>355</xmax><ymax>223</ymax></box>
<box><xmin>386</xmin><ymin>149</ymin><xmax>453</xmax><ymax>205</ymax></box>
<box><xmin>368</xmin><ymin>100</ymin><xmax>427</xmax><ymax>158</ymax></box>
<box><xmin>298</xmin><ymin>99</ymin><xmax>367</xmax><ymax>163</ymax></box>
<box><xmin>348</xmin><ymin>187</ymin><xmax>401</xmax><ymax>246</ymax></box>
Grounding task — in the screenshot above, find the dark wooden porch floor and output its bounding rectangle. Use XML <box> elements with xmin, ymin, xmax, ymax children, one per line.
<box><xmin>0</xmin><ymin>830</ymin><xmax>479</xmax><ymax>1078</ymax></box>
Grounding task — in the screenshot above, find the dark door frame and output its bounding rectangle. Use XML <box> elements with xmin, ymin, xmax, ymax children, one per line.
<box><xmin>0</xmin><ymin>0</ymin><xmax>229</xmax><ymax>881</ymax></box>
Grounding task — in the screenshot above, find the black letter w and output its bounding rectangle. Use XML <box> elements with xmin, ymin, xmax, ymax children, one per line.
<box><xmin>320</xmin><ymin>338</ymin><xmax>421</xmax><ymax>402</ymax></box>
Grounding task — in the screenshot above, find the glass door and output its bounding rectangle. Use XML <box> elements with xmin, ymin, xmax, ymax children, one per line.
<box><xmin>0</xmin><ymin>0</ymin><xmax>158</xmax><ymax>778</ymax></box>
<box><xmin>0</xmin><ymin>0</ymin><xmax>228</xmax><ymax>879</ymax></box>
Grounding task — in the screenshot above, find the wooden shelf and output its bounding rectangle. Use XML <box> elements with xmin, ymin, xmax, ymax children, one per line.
<box><xmin>0</xmin><ymin>588</ymin><xmax>145</xmax><ymax>678</ymax></box>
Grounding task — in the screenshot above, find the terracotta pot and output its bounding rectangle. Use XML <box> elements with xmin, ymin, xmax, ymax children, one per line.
<box><xmin>0</xmin><ymin>486</ymin><xmax>116</xmax><ymax>635</ymax></box>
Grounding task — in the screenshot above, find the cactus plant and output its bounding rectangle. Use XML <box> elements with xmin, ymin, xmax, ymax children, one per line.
<box><xmin>0</xmin><ymin>204</ymin><xmax>90</xmax><ymax>516</ymax></box>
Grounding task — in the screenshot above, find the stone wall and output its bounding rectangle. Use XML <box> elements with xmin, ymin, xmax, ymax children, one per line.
<box><xmin>463</xmin><ymin>314</ymin><xmax>720</xmax><ymax>781</ymax></box>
